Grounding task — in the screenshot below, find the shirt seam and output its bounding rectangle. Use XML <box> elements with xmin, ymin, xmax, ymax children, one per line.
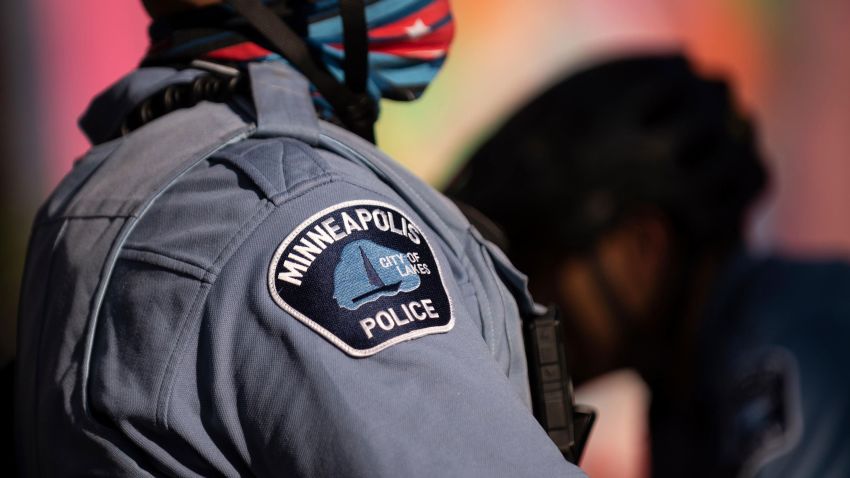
<box><xmin>120</xmin><ymin>246</ymin><xmax>216</xmax><ymax>282</ymax></box>
<box><xmin>156</xmin><ymin>174</ymin><xmax>345</xmax><ymax>428</ymax></box>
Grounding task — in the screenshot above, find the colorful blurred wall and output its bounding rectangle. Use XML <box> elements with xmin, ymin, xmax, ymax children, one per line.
<box><xmin>4</xmin><ymin>1</ymin><xmax>850</xmax><ymax>476</ymax></box>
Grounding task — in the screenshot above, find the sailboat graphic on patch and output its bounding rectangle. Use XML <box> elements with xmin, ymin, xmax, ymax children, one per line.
<box><xmin>333</xmin><ymin>239</ymin><xmax>421</xmax><ymax>310</ymax></box>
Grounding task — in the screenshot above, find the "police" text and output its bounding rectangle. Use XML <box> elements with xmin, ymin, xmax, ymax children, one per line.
<box><xmin>359</xmin><ymin>298</ymin><xmax>439</xmax><ymax>339</ymax></box>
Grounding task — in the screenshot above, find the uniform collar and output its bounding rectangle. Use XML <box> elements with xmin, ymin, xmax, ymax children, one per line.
<box><xmin>79</xmin><ymin>62</ymin><xmax>321</xmax><ymax>147</ymax></box>
<box><xmin>79</xmin><ymin>67</ymin><xmax>209</xmax><ymax>145</ymax></box>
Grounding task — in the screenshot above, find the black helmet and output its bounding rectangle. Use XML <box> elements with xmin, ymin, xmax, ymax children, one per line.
<box><xmin>448</xmin><ymin>54</ymin><xmax>767</xmax><ymax>259</ymax></box>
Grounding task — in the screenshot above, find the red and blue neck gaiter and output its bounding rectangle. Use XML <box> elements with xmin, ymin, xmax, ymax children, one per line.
<box><xmin>146</xmin><ymin>0</ymin><xmax>454</xmax><ymax>103</ymax></box>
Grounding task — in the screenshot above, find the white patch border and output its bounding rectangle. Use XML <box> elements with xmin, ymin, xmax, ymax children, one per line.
<box><xmin>268</xmin><ymin>199</ymin><xmax>455</xmax><ymax>357</ymax></box>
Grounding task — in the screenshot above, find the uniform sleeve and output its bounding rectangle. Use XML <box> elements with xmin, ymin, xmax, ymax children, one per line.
<box><xmin>198</xmin><ymin>177</ymin><xmax>586</xmax><ymax>477</ymax></box>
<box><xmin>748</xmin><ymin>326</ymin><xmax>850</xmax><ymax>478</ymax></box>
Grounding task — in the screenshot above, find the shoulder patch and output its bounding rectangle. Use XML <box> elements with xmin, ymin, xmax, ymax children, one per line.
<box><xmin>268</xmin><ymin>200</ymin><xmax>454</xmax><ymax>357</ymax></box>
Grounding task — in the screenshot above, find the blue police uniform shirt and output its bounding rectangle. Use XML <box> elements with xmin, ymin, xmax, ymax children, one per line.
<box><xmin>14</xmin><ymin>62</ymin><xmax>586</xmax><ymax>476</ymax></box>
<box><xmin>650</xmin><ymin>251</ymin><xmax>850</xmax><ymax>478</ymax></box>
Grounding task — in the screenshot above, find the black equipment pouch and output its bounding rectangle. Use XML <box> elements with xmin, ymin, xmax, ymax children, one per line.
<box><xmin>524</xmin><ymin>306</ymin><xmax>596</xmax><ymax>464</ymax></box>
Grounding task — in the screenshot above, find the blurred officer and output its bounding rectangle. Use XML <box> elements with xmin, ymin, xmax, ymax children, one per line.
<box><xmin>15</xmin><ymin>0</ymin><xmax>587</xmax><ymax>476</ymax></box>
<box><xmin>449</xmin><ymin>54</ymin><xmax>850</xmax><ymax>477</ymax></box>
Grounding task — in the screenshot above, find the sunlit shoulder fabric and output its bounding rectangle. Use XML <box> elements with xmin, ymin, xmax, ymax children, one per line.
<box><xmin>15</xmin><ymin>61</ymin><xmax>586</xmax><ymax>477</ymax></box>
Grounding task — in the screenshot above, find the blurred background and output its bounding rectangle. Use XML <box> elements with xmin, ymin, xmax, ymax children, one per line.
<box><xmin>3</xmin><ymin>1</ymin><xmax>850</xmax><ymax>476</ymax></box>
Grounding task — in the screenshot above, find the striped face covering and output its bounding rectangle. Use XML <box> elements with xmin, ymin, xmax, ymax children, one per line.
<box><xmin>306</xmin><ymin>0</ymin><xmax>455</xmax><ymax>101</ymax></box>
<box><xmin>147</xmin><ymin>0</ymin><xmax>455</xmax><ymax>103</ymax></box>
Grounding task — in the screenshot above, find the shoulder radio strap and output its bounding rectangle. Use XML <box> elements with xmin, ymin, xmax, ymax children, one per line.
<box><xmin>223</xmin><ymin>0</ymin><xmax>377</xmax><ymax>142</ymax></box>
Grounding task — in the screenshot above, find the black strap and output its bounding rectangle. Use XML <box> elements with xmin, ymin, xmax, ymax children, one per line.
<box><xmin>340</xmin><ymin>0</ymin><xmax>369</xmax><ymax>95</ymax></box>
<box><xmin>223</xmin><ymin>0</ymin><xmax>376</xmax><ymax>142</ymax></box>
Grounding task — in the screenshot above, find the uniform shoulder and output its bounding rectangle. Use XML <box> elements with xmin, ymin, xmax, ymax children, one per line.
<box><xmin>212</xmin><ymin>137</ymin><xmax>332</xmax><ymax>202</ymax></box>
<box><xmin>736</xmin><ymin>254</ymin><xmax>850</xmax><ymax>354</ymax></box>
<box><xmin>123</xmin><ymin>134</ymin><xmax>395</xmax><ymax>272</ymax></box>
<box><xmin>747</xmin><ymin>255</ymin><xmax>850</xmax><ymax>319</ymax></box>
<box><xmin>730</xmin><ymin>256</ymin><xmax>850</xmax><ymax>478</ymax></box>
<box><xmin>212</xmin><ymin>135</ymin><xmax>391</xmax><ymax>205</ymax></box>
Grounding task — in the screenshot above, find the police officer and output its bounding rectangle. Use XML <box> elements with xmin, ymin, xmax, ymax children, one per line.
<box><xmin>14</xmin><ymin>0</ymin><xmax>587</xmax><ymax>476</ymax></box>
<box><xmin>449</xmin><ymin>55</ymin><xmax>850</xmax><ymax>477</ymax></box>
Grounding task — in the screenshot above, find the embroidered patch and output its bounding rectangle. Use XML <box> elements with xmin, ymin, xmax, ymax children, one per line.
<box><xmin>268</xmin><ymin>200</ymin><xmax>454</xmax><ymax>357</ymax></box>
<box><xmin>729</xmin><ymin>348</ymin><xmax>802</xmax><ymax>476</ymax></box>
